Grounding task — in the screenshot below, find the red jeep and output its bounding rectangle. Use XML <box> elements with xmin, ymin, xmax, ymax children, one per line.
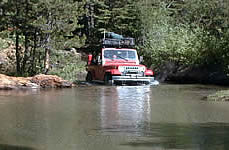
<box><xmin>86</xmin><ymin>33</ymin><xmax>155</xmax><ymax>85</ymax></box>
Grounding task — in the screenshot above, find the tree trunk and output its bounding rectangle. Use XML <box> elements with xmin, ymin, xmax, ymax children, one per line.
<box><xmin>21</xmin><ymin>0</ymin><xmax>30</xmax><ymax>75</ymax></box>
<box><xmin>15</xmin><ymin>31</ymin><xmax>21</xmax><ymax>75</ymax></box>
<box><xmin>44</xmin><ymin>12</ymin><xmax>52</xmax><ymax>75</ymax></box>
<box><xmin>44</xmin><ymin>47</ymin><xmax>50</xmax><ymax>74</ymax></box>
<box><xmin>44</xmin><ymin>32</ymin><xmax>51</xmax><ymax>74</ymax></box>
<box><xmin>21</xmin><ymin>33</ymin><xmax>29</xmax><ymax>74</ymax></box>
<box><xmin>15</xmin><ymin>0</ymin><xmax>21</xmax><ymax>76</ymax></box>
<box><xmin>31</xmin><ymin>30</ymin><xmax>37</xmax><ymax>75</ymax></box>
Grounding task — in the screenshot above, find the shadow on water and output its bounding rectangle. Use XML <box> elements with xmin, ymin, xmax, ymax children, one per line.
<box><xmin>115</xmin><ymin>122</ymin><xmax>229</xmax><ymax>150</ymax></box>
<box><xmin>0</xmin><ymin>144</ymin><xmax>36</xmax><ymax>150</ymax></box>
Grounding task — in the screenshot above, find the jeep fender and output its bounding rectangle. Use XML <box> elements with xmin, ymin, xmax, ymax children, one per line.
<box><xmin>105</xmin><ymin>69</ymin><xmax>121</xmax><ymax>75</ymax></box>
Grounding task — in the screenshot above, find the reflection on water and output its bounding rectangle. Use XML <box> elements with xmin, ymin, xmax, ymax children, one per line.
<box><xmin>0</xmin><ymin>89</ymin><xmax>41</xmax><ymax>97</ymax></box>
<box><xmin>100</xmin><ymin>86</ymin><xmax>152</xmax><ymax>136</ymax></box>
<box><xmin>98</xmin><ymin>85</ymin><xmax>229</xmax><ymax>150</ymax></box>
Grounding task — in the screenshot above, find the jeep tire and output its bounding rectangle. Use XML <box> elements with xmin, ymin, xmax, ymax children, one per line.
<box><xmin>86</xmin><ymin>72</ymin><xmax>93</xmax><ymax>82</ymax></box>
<box><xmin>104</xmin><ymin>74</ymin><xmax>111</xmax><ymax>85</ymax></box>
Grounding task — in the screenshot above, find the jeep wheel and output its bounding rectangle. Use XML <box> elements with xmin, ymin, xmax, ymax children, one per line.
<box><xmin>86</xmin><ymin>72</ymin><xmax>93</xmax><ymax>82</ymax></box>
<box><xmin>104</xmin><ymin>74</ymin><xmax>111</xmax><ymax>85</ymax></box>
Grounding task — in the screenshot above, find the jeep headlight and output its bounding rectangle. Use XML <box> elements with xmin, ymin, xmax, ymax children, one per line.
<box><xmin>139</xmin><ymin>66</ymin><xmax>146</xmax><ymax>72</ymax></box>
<box><xmin>118</xmin><ymin>66</ymin><xmax>125</xmax><ymax>72</ymax></box>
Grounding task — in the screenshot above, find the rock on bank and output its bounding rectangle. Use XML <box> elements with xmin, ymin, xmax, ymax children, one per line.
<box><xmin>0</xmin><ymin>74</ymin><xmax>73</xmax><ymax>90</ymax></box>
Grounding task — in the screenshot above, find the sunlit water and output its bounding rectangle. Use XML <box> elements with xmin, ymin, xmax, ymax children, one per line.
<box><xmin>0</xmin><ymin>84</ymin><xmax>229</xmax><ymax>150</ymax></box>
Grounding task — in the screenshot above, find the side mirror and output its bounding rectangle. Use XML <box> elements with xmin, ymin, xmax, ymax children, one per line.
<box><xmin>88</xmin><ymin>54</ymin><xmax>92</xmax><ymax>65</ymax></box>
<box><xmin>140</xmin><ymin>56</ymin><xmax>144</xmax><ymax>63</ymax></box>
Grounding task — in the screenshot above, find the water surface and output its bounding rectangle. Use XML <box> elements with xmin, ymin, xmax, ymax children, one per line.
<box><xmin>0</xmin><ymin>84</ymin><xmax>229</xmax><ymax>150</ymax></box>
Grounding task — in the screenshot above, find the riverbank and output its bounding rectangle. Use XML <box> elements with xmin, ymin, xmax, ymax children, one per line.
<box><xmin>154</xmin><ymin>62</ymin><xmax>229</xmax><ymax>101</ymax></box>
<box><xmin>0</xmin><ymin>74</ymin><xmax>74</xmax><ymax>90</ymax></box>
<box><xmin>155</xmin><ymin>62</ymin><xmax>229</xmax><ymax>85</ymax></box>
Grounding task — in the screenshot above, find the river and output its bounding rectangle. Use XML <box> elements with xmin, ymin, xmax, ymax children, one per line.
<box><xmin>0</xmin><ymin>84</ymin><xmax>229</xmax><ymax>150</ymax></box>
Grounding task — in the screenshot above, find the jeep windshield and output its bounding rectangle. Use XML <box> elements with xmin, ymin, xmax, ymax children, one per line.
<box><xmin>103</xmin><ymin>49</ymin><xmax>137</xmax><ymax>61</ymax></box>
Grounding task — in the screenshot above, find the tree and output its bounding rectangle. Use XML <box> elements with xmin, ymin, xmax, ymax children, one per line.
<box><xmin>136</xmin><ymin>0</ymin><xmax>229</xmax><ymax>71</ymax></box>
<box><xmin>81</xmin><ymin>0</ymin><xmax>141</xmax><ymax>51</ymax></box>
<box><xmin>0</xmin><ymin>0</ymin><xmax>86</xmax><ymax>76</ymax></box>
<box><xmin>106</xmin><ymin>0</ymin><xmax>141</xmax><ymax>39</ymax></box>
<box><xmin>31</xmin><ymin>0</ymin><xmax>85</xmax><ymax>74</ymax></box>
<box><xmin>0</xmin><ymin>0</ymin><xmax>37</xmax><ymax>75</ymax></box>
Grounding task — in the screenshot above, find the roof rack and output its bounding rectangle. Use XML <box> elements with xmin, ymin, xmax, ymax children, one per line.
<box><xmin>102</xmin><ymin>32</ymin><xmax>135</xmax><ymax>48</ymax></box>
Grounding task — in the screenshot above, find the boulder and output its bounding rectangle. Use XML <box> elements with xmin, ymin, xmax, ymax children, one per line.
<box><xmin>0</xmin><ymin>74</ymin><xmax>33</xmax><ymax>90</ymax></box>
<box><xmin>0</xmin><ymin>74</ymin><xmax>73</xmax><ymax>90</ymax></box>
<box><xmin>31</xmin><ymin>74</ymin><xmax>73</xmax><ymax>88</ymax></box>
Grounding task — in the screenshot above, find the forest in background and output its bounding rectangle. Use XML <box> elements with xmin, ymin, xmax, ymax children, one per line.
<box><xmin>0</xmin><ymin>0</ymin><xmax>229</xmax><ymax>81</ymax></box>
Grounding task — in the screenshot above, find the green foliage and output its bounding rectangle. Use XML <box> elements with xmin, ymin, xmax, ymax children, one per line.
<box><xmin>0</xmin><ymin>0</ymin><xmax>86</xmax><ymax>76</ymax></box>
<box><xmin>0</xmin><ymin>31</ymin><xmax>11</xmax><ymax>49</ymax></box>
<box><xmin>48</xmin><ymin>50</ymin><xmax>86</xmax><ymax>81</ymax></box>
<box><xmin>138</xmin><ymin>0</ymin><xmax>229</xmax><ymax>73</ymax></box>
<box><xmin>0</xmin><ymin>39</ymin><xmax>8</xmax><ymax>50</ymax></box>
<box><xmin>207</xmin><ymin>90</ymin><xmax>229</xmax><ymax>101</ymax></box>
<box><xmin>32</xmin><ymin>0</ymin><xmax>86</xmax><ymax>49</ymax></box>
<box><xmin>182</xmin><ymin>0</ymin><xmax>229</xmax><ymax>68</ymax></box>
<box><xmin>142</xmin><ymin>25</ymin><xmax>204</xmax><ymax>67</ymax></box>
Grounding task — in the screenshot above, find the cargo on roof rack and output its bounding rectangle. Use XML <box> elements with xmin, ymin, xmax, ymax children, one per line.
<box><xmin>102</xmin><ymin>38</ymin><xmax>135</xmax><ymax>48</ymax></box>
<box><xmin>102</xmin><ymin>32</ymin><xmax>135</xmax><ymax>48</ymax></box>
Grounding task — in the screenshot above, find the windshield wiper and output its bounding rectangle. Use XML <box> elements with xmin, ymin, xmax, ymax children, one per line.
<box><xmin>116</xmin><ymin>55</ymin><xmax>128</xmax><ymax>61</ymax></box>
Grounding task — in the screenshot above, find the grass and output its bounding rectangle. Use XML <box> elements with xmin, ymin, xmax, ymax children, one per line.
<box><xmin>207</xmin><ymin>90</ymin><xmax>229</xmax><ymax>101</ymax></box>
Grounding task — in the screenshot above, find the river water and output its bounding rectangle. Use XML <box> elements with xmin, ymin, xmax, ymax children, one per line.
<box><xmin>0</xmin><ymin>84</ymin><xmax>229</xmax><ymax>150</ymax></box>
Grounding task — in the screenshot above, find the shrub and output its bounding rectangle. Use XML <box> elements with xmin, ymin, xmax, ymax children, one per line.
<box><xmin>48</xmin><ymin>50</ymin><xmax>86</xmax><ymax>81</ymax></box>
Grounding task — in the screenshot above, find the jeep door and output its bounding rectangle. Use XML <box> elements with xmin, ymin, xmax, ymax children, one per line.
<box><xmin>94</xmin><ymin>55</ymin><xmax>104</xmax><ymax>80</ymax></box>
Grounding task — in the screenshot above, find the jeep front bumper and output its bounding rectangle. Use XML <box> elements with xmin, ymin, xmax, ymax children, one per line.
<box><xmin>112</xmin><ymin>76</ymin><xmax>154</xmax><ymax>83</ymax></box>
